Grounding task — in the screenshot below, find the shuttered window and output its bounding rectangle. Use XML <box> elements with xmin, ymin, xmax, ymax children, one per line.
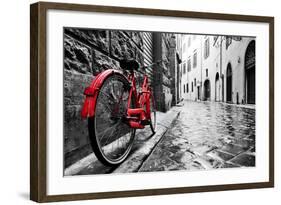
<box><xmin>143</xmin><ymin>32</ymin><xmax>153</xmax><ymax>82</ymax></box>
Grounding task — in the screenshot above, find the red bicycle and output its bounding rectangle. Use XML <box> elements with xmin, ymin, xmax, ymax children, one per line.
<box><xmin>81</xmin><ymin>59</ymin><xmax>156</xmax><ymax>166</ymax></box>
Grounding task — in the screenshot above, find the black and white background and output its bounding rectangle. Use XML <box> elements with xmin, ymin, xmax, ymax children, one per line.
<box><xmin>63</xmin><ymin>28</ymin><xmax>256</xmax><ymax>175</ymax></box>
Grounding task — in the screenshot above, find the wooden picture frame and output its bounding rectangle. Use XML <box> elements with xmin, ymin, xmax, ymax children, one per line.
<box><xmin>30</xmin><ymin>1</ymin><xmax>274</xmax><ymax>202</ymax></box>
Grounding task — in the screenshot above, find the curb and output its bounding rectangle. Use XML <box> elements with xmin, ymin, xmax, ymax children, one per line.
<box><xmin>64</xmin><ymin>105</ymin><xmax>182</xmax><ymax>176</ymax></box>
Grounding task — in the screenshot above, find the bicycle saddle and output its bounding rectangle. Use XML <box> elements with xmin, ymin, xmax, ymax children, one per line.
<box><xmin>120</xmin><ymin>58</ymin><xmax>139</xmax><ymax>71</ymax></box>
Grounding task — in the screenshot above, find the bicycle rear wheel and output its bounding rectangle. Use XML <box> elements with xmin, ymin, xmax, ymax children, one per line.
<box><xmin>88</xmin><ymin>74</ymin><xmax>136</xmax><ymax>166</ymax></box>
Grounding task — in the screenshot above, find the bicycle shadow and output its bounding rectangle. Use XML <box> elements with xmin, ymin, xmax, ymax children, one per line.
<box><xmin>128</xmin><ymin>127</ymin><xmax>156</xmax><ymax>155</ymax></box>
<box><xmin>136</xmin><ymin>127</ymin><xmax>155</xmax><ymax>141</ymax></box>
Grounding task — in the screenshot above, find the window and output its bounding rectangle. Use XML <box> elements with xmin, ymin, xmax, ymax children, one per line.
<box><xmin>193</xmin><ymin>51</ymin><xmax>197</xmax><ymax>68</ymax></box>
<box><xmin>226</xmin><ymin>36</ymin><xmax>232</xmax><ymax>49</ymax></box>
<box><xmin>180</xmin><ymin>66</ymin><xmax>182</xmax><ymax>77</ymax></box>
<box><xmin>204</xmin><ymin>38</ymin><xmax>210</xmax><ymax>59</ymax></box>
<box><xmin>183</xmin><ymin>84</ymin><xmax>185</xmax><ymax>93</ymax></box>
<box><xmin>213</xmin><ymin>36</ymin><xmax>218</xmax><ymax>43</ymax></box>
<box><xmin>194</xmin><ymin>78</ymin><xmax>196</xmax><ymax>87</ymax></box>
<box><xmin>188</xmin><ymin>37</ymin><xmax>191</xmax><ymax>47</ymax></box>
<box><xmin>206</xmin><ymin>69</ymin><xmax>208</xmax><ymax>77</ymax></box>
<box><xmin>232</xmin><ymin>36</ymin><xmax>242</xmax><ymax>41</ymax></box>
<box><xmin>192</xmin><ymin>82</ymin><xmax>194</xmax><ymax>92</ymax></box>
<box><xmin>183</xmin><ymin>63</ymin><xmax>186</xmax><ymax>74</ymax></box>
<box><xmin>187</xmin><ymin>58</ymin><xmax>191</xmax><ymax>72</ymax></box>
<box><xmin>187</xmin><ymin>83</ymin><xmax>189</xmax><ymax>93</ymax></box>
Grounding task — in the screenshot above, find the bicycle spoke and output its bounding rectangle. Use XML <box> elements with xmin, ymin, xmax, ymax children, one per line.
<box><xmin>97</xmin><ymin>124</ymin><xmax>115</xmax><ymax>141</ymax></box>
<box><xmin>98</xmin><ymin>92</ymin><xmax>115</xmax><ymax>112</ymax></box>
<box><xmin>99</xmin><ymin>90</ymin><xmax>115</xmax><ymax>102</ymax></box>
<box><xmin>99</xmin><ymin>121</ymin><xmax>121</xmax><ymax>145</ymax></box>
<box><xmin>109</xmin><ymin>127</ymin><xmax>121</xmax><ymax>155</ymax></box>
<box><xmin>98</xmin><ymin>82</ymin><xmax>126</xmax><ymax>115</ymax></box>
<box><xmin>101</xmin><ymin>121</ymin><xmax>122</xmax><ymax>147</ymax></box>
<box><xmin>109</xmin><ymin>79</ymin><xmax>118</xmax><ymax>102</ymax></box>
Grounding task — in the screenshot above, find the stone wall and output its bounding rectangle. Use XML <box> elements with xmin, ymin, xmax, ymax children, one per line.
<box><xmin>63</xmin><ymin>28</ymin><xmax>176</xmax><ymax>167</ymax></box>
<box><xmin>64</xmin><ymin>28</ymin><xmax>147</xmax><ymax>168</ymax></box>
<box><xmin>152</xmin><ymin>33</ymin><xmax>175</xmax><ymax>112</ymax></box>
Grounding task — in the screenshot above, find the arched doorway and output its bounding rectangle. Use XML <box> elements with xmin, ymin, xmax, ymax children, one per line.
<box><xmin>215</xmin><ymin>72</ymin><xmax>220</xmax><ymax>101</ymax></box>
<box><xmin>245</xmin><ymin>41</ymin><xmax>255</xmax><ymax>104</ymax></box>
<box><xmin>204</xmin><ymin>79</ymin><xmax>210</xmax><ymax>101</ymax></box>
<box><xmin>226</xmin><ymin>63</ymin><xmax>232</xmax><ymax>103</ymax></box>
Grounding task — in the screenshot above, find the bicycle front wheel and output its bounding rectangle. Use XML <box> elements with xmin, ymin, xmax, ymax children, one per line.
<box><xmin>88</xmin><ymin>74</ymin><xmax>136</xmax><ymax>166</ymax></box>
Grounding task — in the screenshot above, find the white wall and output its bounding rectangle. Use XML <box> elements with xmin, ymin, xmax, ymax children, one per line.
<box><xmin>222</xmin><ymin>37</ymin><xmax>255</xmax><ymax>103</ymax></box>
<box><xmin>184</xmin><ymin>35</ymin><xmax>203</xmax><ymax>100</ymax></box>
<box><xmin>202</xmin><ymin>35</ymin><xmax>220</xmax><ymax>101</ymax></box>
<box><xmin>0</xmin><ymin>0</ymin><xmax>279</xmax><ymax>204</ymax></box>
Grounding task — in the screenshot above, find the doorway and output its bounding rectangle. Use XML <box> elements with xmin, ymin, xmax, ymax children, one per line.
<box><xmin>245</xmin><ymin>41</ymin><xmax>255</xmax><ymax>104</ymax></box>
<box><xmin>226</xmin><ymin>63</ymin><xmax>232</xmax><ymax>103</ymax></box>
<box><xmin>204</xmin><ymin>80</ymin><xmax>210</xmax><ymax>101</ymax></box>
<box><xmin>215</xmin><ymin>72</ymin><xmax>220</xmax><ymax>101</ymax></box>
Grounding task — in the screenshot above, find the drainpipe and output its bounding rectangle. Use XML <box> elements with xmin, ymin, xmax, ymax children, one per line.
<box><xmin>200</xmin><ymin>36</ymin><xmax>203</xmax><ymax>101</ymax></box>
<box><xmin>220</xmin><ymin>36</ymin><xmax>223</xmax><ymax>102</ymax></box>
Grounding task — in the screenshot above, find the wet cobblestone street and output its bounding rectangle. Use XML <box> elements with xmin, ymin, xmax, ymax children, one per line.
<box><xmin>139</xmin><ymin>101</ymin><xmax>256</xmax><ymax>172</ymax></box>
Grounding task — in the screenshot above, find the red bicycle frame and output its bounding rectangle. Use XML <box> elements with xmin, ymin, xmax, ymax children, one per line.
<box><xmin>81</xmin><ymin>69</ymin><xmax>154</xmax><ymax>130</ymax></box>
<box><xmin>126</xmin><ymin>71</ymin><xmax>153</xmax><ymax>129</ymax></box>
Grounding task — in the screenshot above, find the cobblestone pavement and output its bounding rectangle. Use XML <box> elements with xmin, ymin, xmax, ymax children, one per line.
<box><xmin>68</xmin><ymin>106</ymin><xmax>181</xmax><ymax>175</ymax></box>
<box><xmin>139</xmin><ymin>101</ymin><xmax>256</xmax><ymax>172</ymax></box>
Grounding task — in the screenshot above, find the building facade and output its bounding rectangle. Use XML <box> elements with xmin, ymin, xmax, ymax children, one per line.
<box><xmin>178</xmin><ymin>34</ymin><xmax>255</xmax><ymax>105</ymax></box>
<box><xmin>175</xmin><ymin>34</ymin><xmax>183</xmax><ymax>103</ymax></box>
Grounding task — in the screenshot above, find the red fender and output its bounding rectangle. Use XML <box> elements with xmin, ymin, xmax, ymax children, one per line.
<box><xmin>81</xmin><ymin>69</ymin><xmax>125</xmax><ymax>119</ymax></box>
